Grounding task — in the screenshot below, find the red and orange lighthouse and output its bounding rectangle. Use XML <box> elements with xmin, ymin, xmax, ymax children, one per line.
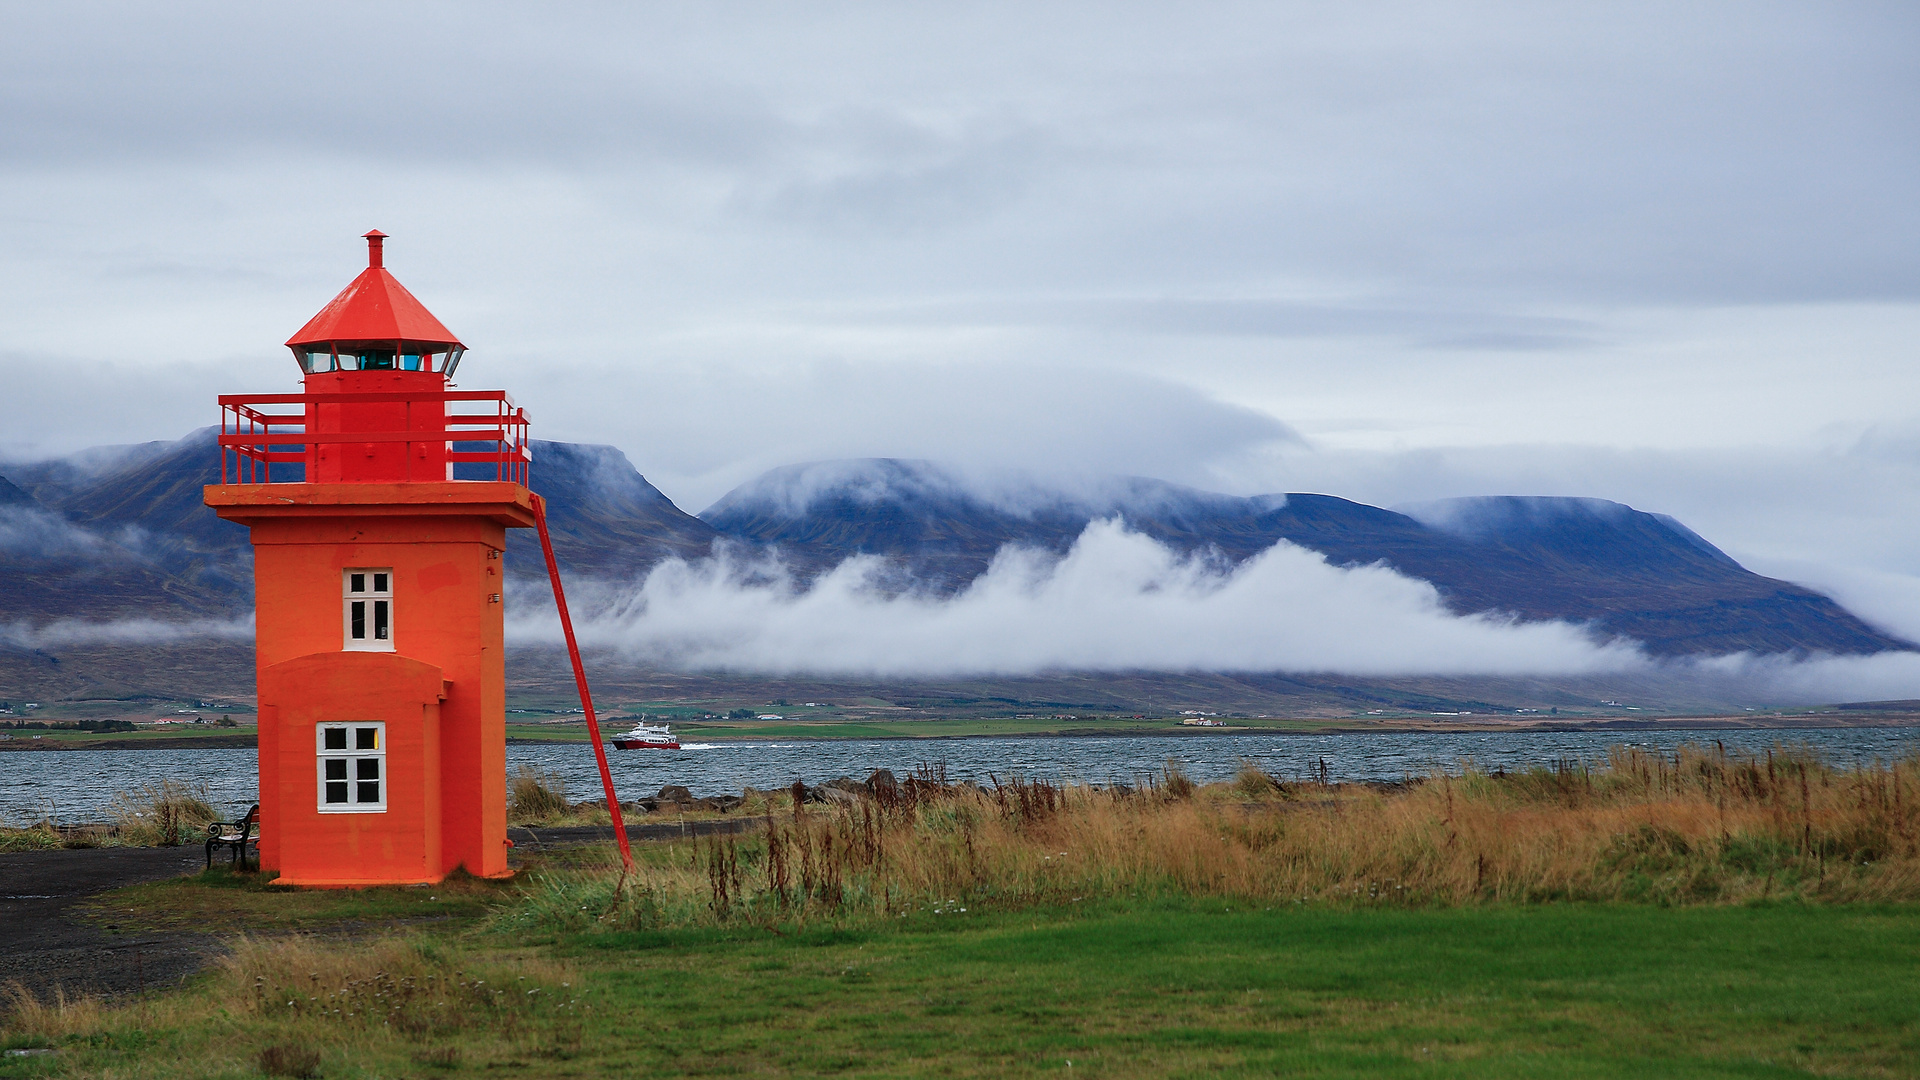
<box><xmin>204</xmin><ymin>232</ymin><xmax>536</xmax><ymax>886</ymax></box>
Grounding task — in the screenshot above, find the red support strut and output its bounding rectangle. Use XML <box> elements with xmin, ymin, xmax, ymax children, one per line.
<box><xmin>531</xmin><ymin>493</ymin><xmax>633</xmax><ymax>874</ymax></box>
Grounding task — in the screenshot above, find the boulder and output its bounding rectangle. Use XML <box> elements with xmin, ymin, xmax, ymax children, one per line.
<box><xmin>656</xmin><ymin>784</ymin><xmax>693</xmax><ymax>803</ymax></box>
<box><xmin>816</xmin><ymin>786</ymin><xmax>861</xmax><ymax>808</ymax></box>
<box><xmin>823</xmin><ymin>777</ymin><xmax>865</xmax><ymax>796</ymax></box>
<box><xmin>864</xmin><ymin>769</ymin><xmax>898</xmax><ymax>796</ymax></box>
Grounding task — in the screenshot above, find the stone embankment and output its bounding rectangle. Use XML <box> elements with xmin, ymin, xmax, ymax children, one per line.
<box><xmin>570</xmin><ymin>769</ymin><xmax>992</xmax><ymax>817</ymax></box>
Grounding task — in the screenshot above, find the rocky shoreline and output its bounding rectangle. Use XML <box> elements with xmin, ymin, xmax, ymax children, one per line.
<box><xmin>573</xmin><ymin>768</ymin><xmax>940</xmax><ymax>817</ymax></box>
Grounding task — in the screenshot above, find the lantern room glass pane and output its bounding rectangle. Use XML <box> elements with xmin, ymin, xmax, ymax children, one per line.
<box><xmin>299</xmin><ymin>350</ymin><xmax>338</xmax><ymax>373</ymax></box>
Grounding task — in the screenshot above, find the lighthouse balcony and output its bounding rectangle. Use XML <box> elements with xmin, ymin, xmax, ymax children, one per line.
<box><xmin>217</xmin><ymin>388</ymin><xmax>531</xmax><ymax>486</ymax></box>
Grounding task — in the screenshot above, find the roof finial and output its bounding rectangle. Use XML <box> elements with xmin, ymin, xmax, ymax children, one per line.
<box><xmin>364</xmin><ymin>229</ymin><xmax>388</xmax><ymax>269</ymax></box>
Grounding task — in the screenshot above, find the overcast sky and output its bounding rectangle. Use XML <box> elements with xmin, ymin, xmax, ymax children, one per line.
<box><xmin>3</xmin><ymin>2</ymin><xmax>1919</xmax><ymax>637</ymax></box>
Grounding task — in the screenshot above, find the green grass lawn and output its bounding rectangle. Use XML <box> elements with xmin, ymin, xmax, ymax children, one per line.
<box><xmin>0</xmin><ymin>725</ymin><xmax>256</xmax><ymax>749</ymax></box>
<box><xmin>545</xmin><ymin>901</ymin><xmax>1920</xmax><ymax>1078</ymax></box>
<box><xmin>7</xmin><ymin>887</ymin><xmax>1917</xmax><ymax>1078</ymax></box>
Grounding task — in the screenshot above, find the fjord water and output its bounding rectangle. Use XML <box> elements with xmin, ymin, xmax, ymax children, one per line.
<box><xmin>5</xmin><ymin>727</ymin><xmax>1919</xmax><ymax>825</ymax></box>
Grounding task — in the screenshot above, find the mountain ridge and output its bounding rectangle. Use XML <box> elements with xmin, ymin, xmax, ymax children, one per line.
<box><xmin>3</xmin><ymin>437</ymin><xmax>1908</xmax><ymax>661</ymax></box>
<box><xmin>700</xmin><ymin>458</ymin><xmax>1908</xmax><ymax>658</ymax></box>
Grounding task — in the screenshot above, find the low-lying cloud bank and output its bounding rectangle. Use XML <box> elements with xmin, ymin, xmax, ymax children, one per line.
<box><xmin>0</xmin><ymin>617</ymin><xmax>254</xmax><ymax>650</ymax></box>
<box><xmin>1695</xmin><ymin>652</ymin><xmax>1920</xmax><ymax>708</ymax></box>
<box><xmin>510</xmin><ymin>519</ymin><xmax>1645</xmax><ymax>678</ymax></box>
<box><xmin>13</xmin><ymin>524</ymin><xmax>1914</xmax><ymax>708</ymax></box>
<box><xmin>0</xmin><ymin>508</ymin><xmax>122</xmax><ymax>560</ymax></box>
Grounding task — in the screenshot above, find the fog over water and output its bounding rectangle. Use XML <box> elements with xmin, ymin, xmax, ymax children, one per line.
<box><xmin>6</xmin><ymin>727</ymin><xmax>1916</xmax><ymax>826</ymax></box>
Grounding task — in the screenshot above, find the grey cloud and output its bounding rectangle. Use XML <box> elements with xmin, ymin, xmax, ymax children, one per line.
<box><xmin>0</xmin><ymin>8</ymin><xmax>786</xmax><ymax>169</ymax></box>
<box><xmin>700</xmin><ymin>458</ymin><xmax>1281</xmax><ymax>522</ymax></box>
<box><xmin>533</xmin><ymin>358</ymin><xmax>1305</xmax><ymax>511</ymax></box>
<box><xmin>0</xmin><ymin>2</ymin><xmax>1912</xmax><ymax>306</ymax></box>
<box><xmin>0</xmin><ymin>354</ymin><xmax>283</xmax><ymax>461</ymax></box>
<box><xmin>730</xmin><ymin>113</ymin><xmax>1051</xmax><ymax>235</ymax></box>
<box><xmin>838</xmin><ymin>296</ymin><xmax>1601</xmax><ymax>346</ymax></box>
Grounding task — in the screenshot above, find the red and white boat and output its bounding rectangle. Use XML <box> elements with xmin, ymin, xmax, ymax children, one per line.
<box><xmin>610</xmin><ymin>720</ymin><xmax>680</xmax><ymax>750</ymax></box>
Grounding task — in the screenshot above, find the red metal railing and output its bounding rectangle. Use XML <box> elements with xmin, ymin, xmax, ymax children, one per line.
<box><xmin>218</xmin><ymin>390</ymin><xmax>531</xmax><ymax>485</ymax></box>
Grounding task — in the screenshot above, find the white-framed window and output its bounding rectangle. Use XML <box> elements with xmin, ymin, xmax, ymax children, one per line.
<box><xmin>317</xmin><ymin>722</ymin><xmax>386</xmax><ymax>812</ymax></box>
<box><xmin>343</xmin><ymin>569</ymin><xmax>394</xmax><ymax>651</ymax></box>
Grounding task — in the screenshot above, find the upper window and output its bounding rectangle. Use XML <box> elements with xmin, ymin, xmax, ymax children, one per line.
<box><xmin>343</xmin><ymin>569</ymin><xmax>394</xmax><ymax>652</ymax></box>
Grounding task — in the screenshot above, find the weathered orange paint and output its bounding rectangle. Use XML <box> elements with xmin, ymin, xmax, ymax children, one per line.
<box><xmin>206</xmin><ymin>233</ymin><xmax>534</xmax><ymax>889</ymax></box>
<box><xmin>257</xmin><ymin>653</ymin><xmax>446</xmax><ymax>886</ymax></box>
<box><xmin>208</xmin><ymin>480</ymin><xmax>535</xmax><ymax>886</ymax></box>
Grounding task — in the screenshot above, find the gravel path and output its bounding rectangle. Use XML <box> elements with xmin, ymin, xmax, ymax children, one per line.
<box><xmin>0</xmin><ymin>819</ymin><xmax>768</xmax><ymax>1009</ymax></box>
<box><xmin>0</xmin><ymin>845</ymin><xmax>215</xmax><ymax>1007</ymax></box>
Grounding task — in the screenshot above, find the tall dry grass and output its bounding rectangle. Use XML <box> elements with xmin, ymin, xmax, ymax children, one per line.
<box><xmin>111</xmin><ymin>780</ymin><xmax>217</xmax><ymax>847</ymax></box>
<box><xmin>508</xmin><ymin>766</ymin><xmax>572</xmax><ymax>823</ymax></box>
<box><xmin>3</xmin><ymin>937</ymin><xmax>588</xmax><ymax>1065</ymax></box>
<box><xmin>0</xmin><ymin>983</ymin><xmax>106</xmax><ymax>1041</ymax></box>
<box><xmin>504</xmin><ymin>744</ymin><xmax>1920</xmax><ymax>930</ymax></box>
<box><xmin>222</xmin><ymin>935</ymin><xmax>581</xmax><ymax>1038</ymax></box>
<box><xmin>0</xmin><ymin>781</ymin><xmax>219</xmax><ymax>850</ymax></box>
<box><xmin>0</xmin><ymin>823</ymin><xmax>64</xmax><ymax>851</ymax></box>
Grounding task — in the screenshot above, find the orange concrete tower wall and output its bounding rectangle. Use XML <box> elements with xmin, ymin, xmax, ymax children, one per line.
<box><xmin>258</xmin><ymin>653</ymin><xmax>447</xmax><ymax>885</ymax></box>
<box><xmin>207</xmin><ymin>483</ymin><xmax>534</xmax><ymax>885</ymax></box>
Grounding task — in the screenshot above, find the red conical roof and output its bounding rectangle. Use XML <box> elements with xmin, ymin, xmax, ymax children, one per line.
<box><xmin>285</xmin><ymin>231</ymin><xmax>464</xmax><ymax>350</ymax></box>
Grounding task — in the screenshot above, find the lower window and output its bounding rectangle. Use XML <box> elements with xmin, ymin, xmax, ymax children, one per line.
<box><xmin>316</xmin><ymin>722</ymin><xmax>386</xmax><ymax>812</ymax></box>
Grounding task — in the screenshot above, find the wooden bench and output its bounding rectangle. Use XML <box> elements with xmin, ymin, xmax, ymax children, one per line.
<box><xmin>205</xmin><ymin>804</ymin><xmax>260</xmax><ymax>870</ymax></box>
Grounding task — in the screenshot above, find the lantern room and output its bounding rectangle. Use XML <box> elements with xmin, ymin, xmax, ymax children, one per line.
<box><xmin>286</xmin><ymin>232</ymin><xmax>466</xmax><ymax>378</ymax></box>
